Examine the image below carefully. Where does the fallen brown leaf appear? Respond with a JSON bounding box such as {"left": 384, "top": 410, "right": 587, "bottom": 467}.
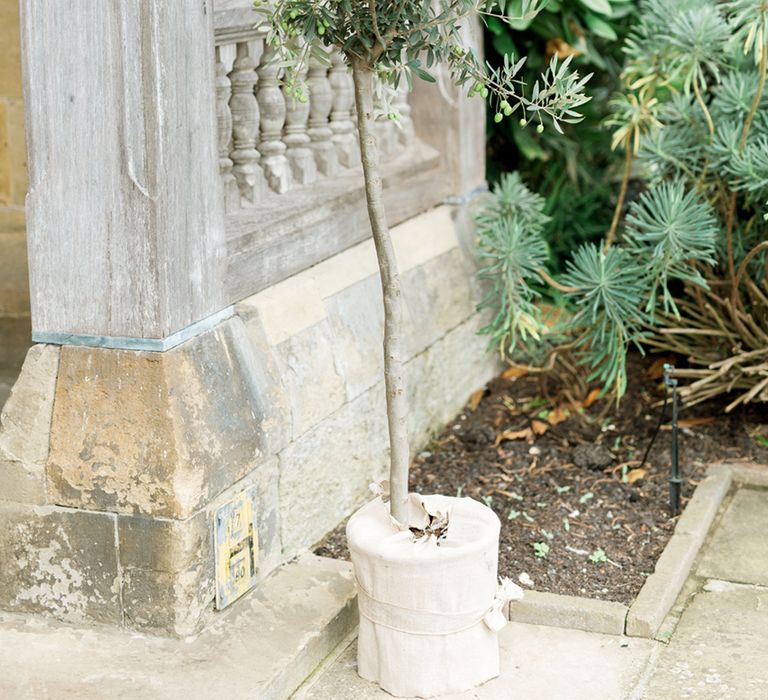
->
{"left": 547, "top": 407, "right": 570, "bottom": 426}
{"left": 468, "top": 388, "right": 485, "bottom": 411}
{"left": 626, "top": 468, "right": 647, "bottom": 485}
{"left": 646, "top": 356, "right": 677, "bottom": 380}
{"left": 501, "top": 366, "right": 529, "bottom": 380}
{"left": 661, "top": 416, "right": 716, "bottom": 431}
{"left": 532, "top": 420, "right": 549, "bottom": 435}
{"left": 581, "top": 388, "right": 601, "bottom": 409}
{"left": 495, "top": 428, "right": 533, "bottom": 445}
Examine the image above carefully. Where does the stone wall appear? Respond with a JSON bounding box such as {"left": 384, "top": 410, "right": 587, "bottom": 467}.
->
{"left": 0, "top": 0, "right": 30, "bottom": 406}
{"left": 0, "top": 203, "right": 500, "bottom": 636}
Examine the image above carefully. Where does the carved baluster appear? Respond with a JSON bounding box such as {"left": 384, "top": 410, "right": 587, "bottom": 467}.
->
{"left": 328, "top": 51, "right": 358, "bottom": 167}
{"left": 228, "top": 41, "right": 267, "bottom": 203}
{"left": 283, "top": 62, "right": 317, "bottom": 186}
{"left": 256, "top": 46, "right": 292, "bottom": 194}
{"left": 306, "top": 52, "right": 339, "bottom": 175}
{"left": 394, "top": 80, "right": 415, "bottom": 148}
{"left": 216, "top": 47, "right": 240, "bottom": 210}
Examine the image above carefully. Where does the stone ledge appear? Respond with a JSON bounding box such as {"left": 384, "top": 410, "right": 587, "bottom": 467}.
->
{"left": 0, "top": 552, "right": 357, "bottom": 700}
{"left": 224, "top": 143, "right": 446, "bottom": 306}
{"left": 507, "top": 590, "right": 627, "bottom": 636}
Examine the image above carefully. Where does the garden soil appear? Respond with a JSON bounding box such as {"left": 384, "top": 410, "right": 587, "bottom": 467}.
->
{"left": 314, "top": 353, "right": 768, "bottom": 604}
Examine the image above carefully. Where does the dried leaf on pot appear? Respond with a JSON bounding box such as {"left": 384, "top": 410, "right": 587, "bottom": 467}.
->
{"left": 369, "top": 480, "right": 390, "bottom": 503}
{"left": 407, "top": 494, "right": 450, "bottom": 544}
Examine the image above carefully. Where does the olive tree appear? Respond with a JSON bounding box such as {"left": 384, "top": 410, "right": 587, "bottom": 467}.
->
{"left": 257, "top": 0, "right": 592, "bottom": 523}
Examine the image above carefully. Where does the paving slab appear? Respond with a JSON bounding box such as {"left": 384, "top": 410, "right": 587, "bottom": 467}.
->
{"left": 697, "top": 488, "right": 768, "bottom": 586}
{"left": 297, "top": 622, "right": 658, "bottom": 700}
{"left": 0, "top": 553, "right": 357, "bottom": 700}
{"left": 642, "top": 584, "right": 768, "bottom": 699}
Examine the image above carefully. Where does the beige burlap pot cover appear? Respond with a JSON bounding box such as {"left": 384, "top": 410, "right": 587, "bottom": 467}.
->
{"left": 346, "top": 493, "right": 521, "bottom": 698}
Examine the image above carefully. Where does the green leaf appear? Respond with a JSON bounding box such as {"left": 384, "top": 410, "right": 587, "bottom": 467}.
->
{"left": 577, "top": 0, "right": 612, "bottom": 16}
{"left": 584, "top": 12, "right": 617, "bottom": 40}
{"left": 412, "top": 66, "right": 436, "bottom": 83}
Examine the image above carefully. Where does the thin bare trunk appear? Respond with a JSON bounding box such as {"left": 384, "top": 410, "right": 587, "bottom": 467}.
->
{"left": 604, "top": 146, "right": 633, "bottom": 251}
{"left": 350, "top": 56, "right": 409, "bottom": 524}
{"left": 741, "top": 41, "right": 767, "bottom": 150}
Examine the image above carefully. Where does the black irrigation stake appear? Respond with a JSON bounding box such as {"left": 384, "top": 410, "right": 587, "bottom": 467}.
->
{"left": 664, "top": 364, "right": 682, "bottom": 516}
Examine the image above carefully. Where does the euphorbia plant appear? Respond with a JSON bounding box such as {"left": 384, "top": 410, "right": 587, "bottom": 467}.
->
{"left": 258, "top": 0, "right": 591, "bottom": 523}
{"left": 477, "top": 0, "right": 768, "bottom": 410}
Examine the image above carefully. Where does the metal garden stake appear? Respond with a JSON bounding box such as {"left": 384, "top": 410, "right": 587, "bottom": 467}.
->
{"left": 663, "top": 364, "right": 681, "bottom": 516}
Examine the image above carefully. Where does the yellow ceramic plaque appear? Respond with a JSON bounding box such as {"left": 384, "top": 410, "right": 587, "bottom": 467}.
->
{"left": 214, "top": 487, "right": 259, "bottom": 610}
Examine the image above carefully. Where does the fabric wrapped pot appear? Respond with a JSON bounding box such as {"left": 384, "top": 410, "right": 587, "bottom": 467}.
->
{"left": 346, "top": 494, "right": 516, "bottom": 698}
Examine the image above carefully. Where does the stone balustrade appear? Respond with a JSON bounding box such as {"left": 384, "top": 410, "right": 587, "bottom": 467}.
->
{"left": 212, "top": 6, "right": 454, "bottom": 307}
{"left": 214, "top": 25, "right": 416, "bottom": 211}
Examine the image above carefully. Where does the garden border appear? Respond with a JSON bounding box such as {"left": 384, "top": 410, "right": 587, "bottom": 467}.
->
{"left": 506, "top": 461, "right": 766, "bottom": 638}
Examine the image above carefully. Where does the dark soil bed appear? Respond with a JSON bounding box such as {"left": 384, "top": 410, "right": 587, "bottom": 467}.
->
{"left": 314, "top": 353, "right": 768, "bottom": 604}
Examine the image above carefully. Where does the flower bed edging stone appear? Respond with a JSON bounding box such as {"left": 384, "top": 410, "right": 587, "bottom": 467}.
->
{"left": 625, "top": 465, "right": 731, "bottom": 638}
{"left": 727, "top": 460, "right": 768, "bottom": 488}
{"left": 507, "top": 591, "right": 627, "bottom": 636}
{"left": 507, "top": 464, "right": 737, "bottom": 638}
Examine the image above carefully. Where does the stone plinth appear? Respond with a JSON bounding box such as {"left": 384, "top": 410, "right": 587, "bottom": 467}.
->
{"left": 0, "top": 204, "right": 499, "bottom": 637}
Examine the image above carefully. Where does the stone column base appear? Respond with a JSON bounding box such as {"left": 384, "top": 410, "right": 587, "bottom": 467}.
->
{"left": 0, "top": 204, "right": 501, "bottom": 637}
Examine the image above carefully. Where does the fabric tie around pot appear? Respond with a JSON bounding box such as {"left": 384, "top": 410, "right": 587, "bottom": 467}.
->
{"left": 347, "top": 494, "right": 520, "bottom": 698}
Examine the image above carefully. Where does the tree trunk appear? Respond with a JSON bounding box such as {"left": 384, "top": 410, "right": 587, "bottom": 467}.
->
{"left": 350, "top": 55, "right": 410, "bottom": 524}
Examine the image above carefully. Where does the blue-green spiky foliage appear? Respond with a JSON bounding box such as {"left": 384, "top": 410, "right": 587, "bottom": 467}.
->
{"left": 560, "top": 244, "right": 648, "bottom": 397}
{"left": 476, "top": 174, "right": 551, "bottom": 356}
{"left": 478, "top": 0, "right": 768, "bottom": 405}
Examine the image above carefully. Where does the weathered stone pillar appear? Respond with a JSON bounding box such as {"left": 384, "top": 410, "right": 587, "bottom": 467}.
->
{"left": 0, "top": 1, "right": 286, "bottom": 638}
{"left": 21, "top": 0, "right": 226, "bottom": 344}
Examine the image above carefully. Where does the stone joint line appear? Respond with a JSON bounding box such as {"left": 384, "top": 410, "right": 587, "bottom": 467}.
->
{"left": 31, "top": 306, "right": 235, "bottom": 353}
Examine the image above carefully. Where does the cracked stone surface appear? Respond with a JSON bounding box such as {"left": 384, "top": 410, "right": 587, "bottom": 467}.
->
{"left": 696, "top": 488, "right": 768, "bottom": 586}
{"left": 297, "top": 624, "right": 657, "bottom": 700}
{"left": 641, "top": 583, "right": 768, "bottom": 699}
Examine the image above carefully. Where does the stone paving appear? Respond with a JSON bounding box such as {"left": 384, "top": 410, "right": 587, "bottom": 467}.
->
{"left": 1, "top": 478, "right": 766, "bottom": 699}
{"left": 299, "top": 484, "right": 768, "bottom": 700}
{"left": 297, "top": 624, "right": 657, "bottom": 700}
{"left": 640, "top": 486, "right": 768, "bottom": 700}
